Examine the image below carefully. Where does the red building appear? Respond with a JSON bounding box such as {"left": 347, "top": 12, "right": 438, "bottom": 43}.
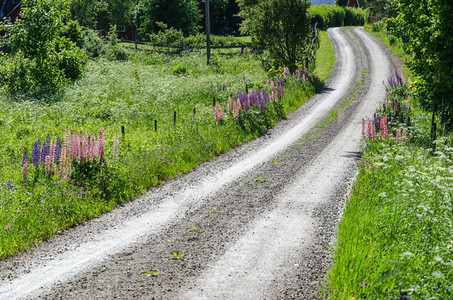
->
{"left": 348, "top": 0, "right": 360, "bottom": 8}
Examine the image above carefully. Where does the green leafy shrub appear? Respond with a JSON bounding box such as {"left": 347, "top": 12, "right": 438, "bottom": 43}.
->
{"left": 308, "top": 4, "right": 346, "bottom": 30}
{"left": 0, "top": 0, "right": 87, "bottom": 95}
{"left": 242, "top": 0, "right": 312, "bottom": 68}
{"left": 344, "top": 7, "right": 366, "bottom": 26}
{"left": 82, "top": 29, "right": 107, "bottom": 58}
{"left": 105, "top": 25, "right": 128, "bottom": 61}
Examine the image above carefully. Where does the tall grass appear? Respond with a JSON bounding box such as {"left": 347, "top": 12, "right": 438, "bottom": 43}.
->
{"left": 329, "top": 71, "right": 453, "bottom": 298}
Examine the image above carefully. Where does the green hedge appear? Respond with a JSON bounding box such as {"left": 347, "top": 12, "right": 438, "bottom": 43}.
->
{"left": 308, "top": 5, "right": 367, "bottom": 30}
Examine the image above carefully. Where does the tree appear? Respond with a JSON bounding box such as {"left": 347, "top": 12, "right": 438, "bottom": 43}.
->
{"left": 241, "top": 0, "right": 312, "bottom": 68}
{"left": 134, "top": 0, "right": 201, "bottom": 38}
{"left": 0, "top": 0, "right": 87, "bottom": 94}
{"left": 69, "top": 0, "right": 136, "bottom": 31}
{"left": 368, "top": 0, "right": 398, "bottom": 18}
{"left": 387, "top": 0, "right": 453, "bottom": 131}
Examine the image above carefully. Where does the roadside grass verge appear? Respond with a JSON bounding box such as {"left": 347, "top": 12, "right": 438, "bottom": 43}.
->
{"left": 329, "top": 137, "right": 453, "bottom": 299}
{"left": 328, "top": 31, "right": 452, "bottom": 299}
{"left": 0, "top": 32, "right": 334, "bottom": 259}
{"left": 314, "top": 30, "right": 335, "bottom": 82}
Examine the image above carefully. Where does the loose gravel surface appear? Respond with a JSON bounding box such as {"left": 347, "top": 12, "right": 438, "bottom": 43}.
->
{"left": 0, "top": 27, "right": 400, "bottom": 300}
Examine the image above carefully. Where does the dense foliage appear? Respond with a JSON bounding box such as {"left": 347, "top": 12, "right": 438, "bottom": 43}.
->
{"left": 134, "top": 0, "right": 201, "bottom": 37}
{"left": 368, "top": 0, "right": 398, "bottom": 18}
{"left": 69, "top": 0, "right": 136, "bottom": 31}
{"left": 239, "top": 0, "right": 313, "bottom": 69}
{"left": 0, "top": 0, "right": 87, "bottom": 95}
{"left": 387, "top": 0, "right": 453, "bottom": 131}
{"left": 308, "top": 4, "right": 366, "bottom": 30}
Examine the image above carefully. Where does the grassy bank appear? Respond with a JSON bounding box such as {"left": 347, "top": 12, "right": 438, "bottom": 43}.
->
{"left": 0, "top": 32, "right": 335, "bottom": 259}
{"left": 314, "top": 30, "right": 335, "bottom": 82}
{"left": 328, "top": 29, "right": 452, "bottom": 299}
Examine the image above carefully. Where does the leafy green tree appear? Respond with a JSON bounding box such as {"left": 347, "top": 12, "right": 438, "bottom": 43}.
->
{"left": 69, "top": 0, "right": 136, "bottom": 31}
{"left": 135, "top": 0, "right": 201, "bottom": 38}
{"left": 387, "top": 0, "right": 453, "bottom": 130}
{"left": 368, "top": 0, "right": 398, "bottom": 18}
{"left": 241, "top": 0, "right": 312, "bottom": 68}
{"left": 0, "top": 0, "right": 87, "bottom": 94}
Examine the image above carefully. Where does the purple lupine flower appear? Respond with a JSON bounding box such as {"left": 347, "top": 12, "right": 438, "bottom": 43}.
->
{"left": 6, "top": 180, "right": 16, "bottom": 190}
{"left": 22, "top": 149, "right": 28, "bottom": 167}
{"left": 32, "top": 141, "right": 41, "bottom": 165}
{"left": 260, "top": 97, "right": 267, "bottom": 114}
{"left": 54, "top": 138, "right": 62, "bottom": 164}
{"left": 41, "top": 142, "right": 50, "bottom": 163}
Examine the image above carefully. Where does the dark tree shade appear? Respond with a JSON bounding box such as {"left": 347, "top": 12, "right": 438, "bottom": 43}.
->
{"left": 135, "top": 0, "right": 201, "bottom": 37}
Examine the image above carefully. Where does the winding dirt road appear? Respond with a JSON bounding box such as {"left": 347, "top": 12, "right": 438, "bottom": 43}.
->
{"left": 0, "top": 27, "right": 399, "bottom": 299}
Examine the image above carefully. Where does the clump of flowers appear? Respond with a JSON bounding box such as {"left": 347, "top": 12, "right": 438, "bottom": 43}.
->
{"left": 21, "top": 128, "right": 117, "bottom": 186}
{"left": 362, "top": 73, "right": 412, "bottom": 143}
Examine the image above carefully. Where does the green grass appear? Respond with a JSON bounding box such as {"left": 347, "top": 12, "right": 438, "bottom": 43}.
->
{"left": 329, "top": 137, "right": 453, "bottom": 299}
{"left": 314, "top": 31, "right": 335, "bottom": 82}
{"left": 0, "top": 36, "right": 338, "bottom": 259}
{"left": 328, "top": 27, "right": 453, "bottom": 299}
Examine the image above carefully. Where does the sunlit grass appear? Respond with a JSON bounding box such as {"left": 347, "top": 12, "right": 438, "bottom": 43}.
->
{"left": 314, "top": 30, "right": 335, "bottom": 82}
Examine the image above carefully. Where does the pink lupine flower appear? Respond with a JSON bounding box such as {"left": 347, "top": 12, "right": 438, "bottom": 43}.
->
{"left": 402, "top": 129, "right": 407, "bottom": 144}
{"left": 407, "top": 75, "right": 411, "bottom": 86}
{"left": 370, "top": 123, "right": 376, "bottom": 140}
{"left": 406, "top": 95, "right": 411, "bottom": 109}
{"left": 396, "top": 129, "right": 401, "bottom": 143}
{"left": 228, "top": 96, "right": 233, "bottom": 112}
{"left": 214, "top": 102, "right": 224, "bottom": 122}
{"left": 90, "top": 133, "right": 96, "bottom": 160}
{"left": 283, "top": 67, "right": 290, "bottom": 77}
{"left": 361, "top": 119, "right": 366, "bottom": 138}
{"left": 367, "top": 118, "right": 372, "bottom": 137}
{"left": 383, "top": 123, "right": 388, "bottom": 139}
{"left": 97, "top": 128, "right": 105, "bottom": 165}
{"left": 45, "top": 155, "right": 52, "bottom": 177}
{"left": 236, "top": 98, "right": 242, "bottom": 119}
{"left": 60, "top": 146, "right": 67, "bottom": 177}
{"left": 50, "top": 141, "right": 56, "bottom": 163}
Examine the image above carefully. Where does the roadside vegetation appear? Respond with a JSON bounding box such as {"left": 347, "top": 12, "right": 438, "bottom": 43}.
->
{"left": 0, "top": 0, "right": 336, "bottom": 258}
{"left": 329, "top": 1, "right": 452, "bottom": 298}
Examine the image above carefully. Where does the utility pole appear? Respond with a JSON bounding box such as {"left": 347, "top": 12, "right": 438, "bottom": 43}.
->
{"left": 205, "top": 0, "right": 211, "bottom": 65}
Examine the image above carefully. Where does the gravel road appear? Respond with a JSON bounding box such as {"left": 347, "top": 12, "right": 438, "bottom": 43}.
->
{"left": 0, "top": 27, "right": 400, "bottom": 300}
